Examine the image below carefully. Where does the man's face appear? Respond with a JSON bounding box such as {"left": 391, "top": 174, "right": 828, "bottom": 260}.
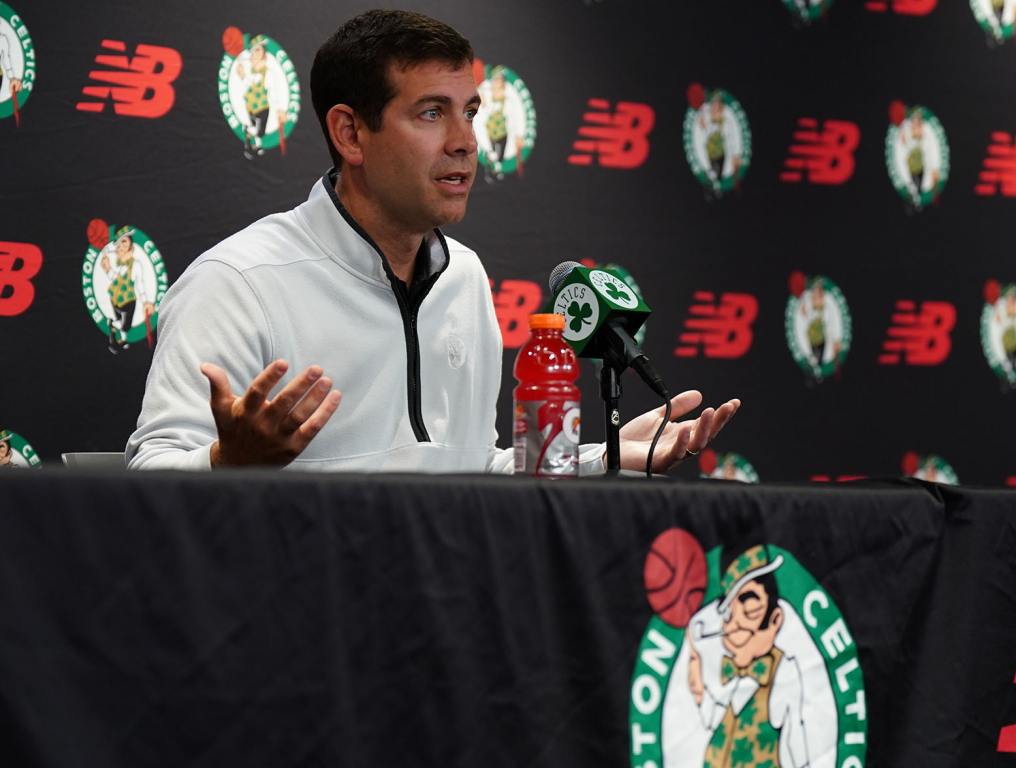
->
{"left": 356, "top": 60, "right": 479, "bottom": 234}
{"left": 911, "top": 112, "right": 924, "bottom": 138}
{"left": 722, "top": 578, "right": 782, "bottom": 668}
{"left": 251, "top": 44, "right": 266, "bottom": 67}
{"left": 116, "top": 235, "right": 133, "bottom": 262}
{"left": 710, "top": 96, "right": 723, "bottom": 123}
{"left": 0, "top": 441, "right": 10, "bottom": 464}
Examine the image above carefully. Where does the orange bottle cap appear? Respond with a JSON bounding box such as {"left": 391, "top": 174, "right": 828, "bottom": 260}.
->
{"left": 529, "top": 313, "right": 565, "bottom": 330}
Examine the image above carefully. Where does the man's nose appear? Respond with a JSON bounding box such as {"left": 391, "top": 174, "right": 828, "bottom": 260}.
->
{"left": 447, "top": 116, "right": 477, "bottom": 156}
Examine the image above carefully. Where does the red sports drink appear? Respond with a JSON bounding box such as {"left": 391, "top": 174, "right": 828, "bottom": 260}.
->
{"left": 513, "top": 313, "right": 581, "bottom": 476}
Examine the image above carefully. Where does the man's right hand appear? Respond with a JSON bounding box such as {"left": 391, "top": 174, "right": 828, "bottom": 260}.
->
{"left": 200, "top": 359, "right": 342, "bottom": 467}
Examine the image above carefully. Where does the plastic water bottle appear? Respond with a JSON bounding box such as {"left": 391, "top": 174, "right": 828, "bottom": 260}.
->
{"left": 513, "top": 313, "right": 581, "bottom": 476}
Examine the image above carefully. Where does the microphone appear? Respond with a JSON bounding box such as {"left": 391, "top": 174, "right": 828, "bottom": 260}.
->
{"left": 548, "top": 261, "right": 668, "bottom": 398}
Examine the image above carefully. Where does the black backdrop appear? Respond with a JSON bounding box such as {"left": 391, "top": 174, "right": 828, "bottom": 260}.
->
{"left": 3, "top": 0, "right": 1016, "bottom": 482}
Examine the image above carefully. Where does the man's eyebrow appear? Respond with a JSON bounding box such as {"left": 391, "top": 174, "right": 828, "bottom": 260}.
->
{"left": 412, "top": 93, "right": 482, "bottom": 107}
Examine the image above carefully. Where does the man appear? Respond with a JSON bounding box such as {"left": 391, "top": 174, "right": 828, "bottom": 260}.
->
{"left": 0, "top": 430, "right": 15, "bottom": 468}
{"left": 685, "top": 545, "right": 811, "bottom": 767}
{"left": 101, "top": 226, "right": 155, "bottom": 353}
{"left": 126, "top": 9, "right": 738, "bottom": 471}
{"left": 235, "top": 35, "right": 287, "bottom": 159}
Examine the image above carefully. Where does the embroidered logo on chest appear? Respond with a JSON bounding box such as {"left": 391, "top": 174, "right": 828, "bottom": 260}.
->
{"left": 447, "top": 334, "right": 467, "bottom": 369}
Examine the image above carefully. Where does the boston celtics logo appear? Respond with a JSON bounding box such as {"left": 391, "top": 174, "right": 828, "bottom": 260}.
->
{"left": 0, "top": 428, "right": 40, "bottom": 468}
{"left": 582, "top": 260, "right": 648, "bottom": 346}
{"left": 885, "top": 101, "right": 949, "bottom": 211}
{"left": 219, "top": 27, "right": 299, "bottom": 159}
{"left": 684, "top": 83, "right": 751, "bottom": 198}
{"left": 971, "top": 0, "right": 1015, "bottom": 43}
{"left": 0, "top": 3, "right": 35, "bottom": 126}
{"left": 785, "top": 271, "right": 851, "bottom": 383}
{"left": 473, "top": 60, "right": 536, "bottom": 182}
{"left": 699, "top": 449, "right": 759, "bottom": 484}
{"left": 82, "top": 219, "right": 168, "bottom": 355}
{"left": 981, "top": 279, "right": 1016, "bottom": 389}
{"left": 783, "top": 0, "right": 835, "bottom": 24}
{"left": 902, "top": 451, "right": 959, "bottom": 485}
{"left": 554, "top": 282, "right": 600, "bottom": 343}
{"left": 590, "top": 269, "right": 640, "bottom": 309}
{"left": 631, "top": 530, "right": 866, "bottom": 768}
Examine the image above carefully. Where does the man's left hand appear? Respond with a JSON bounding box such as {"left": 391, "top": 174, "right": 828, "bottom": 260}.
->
{"left": 618, "top": 390, "right": 740, "bottom": 474}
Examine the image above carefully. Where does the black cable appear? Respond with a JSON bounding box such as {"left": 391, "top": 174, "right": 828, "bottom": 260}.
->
{"left": 645, "top": 395, "right": 671, "bottom": 479}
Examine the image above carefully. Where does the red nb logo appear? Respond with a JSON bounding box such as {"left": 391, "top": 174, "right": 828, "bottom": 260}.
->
{"left": 999, "top": 672, "right": 1016, "bottom": 753}
{"left": 674, "top": 292, "right": 757, "bottom": 359}
{"left": 492, "top": 279, "right": 543, "bottom": 349}
{"left": 780, "top": 119, "right": 860, "bottom": 185}
{"left": 76, "top": 40, "right": 182, "bottom": 118}
{"left": 878, "top": 301, "right": 955, "bottom": 366}
{"left": 568, "top": 99, "right": 655, "bottom": 169}
{"left": 975, "top": 132, "right": 1016, "bottom": 197}
{"left": 0, "top": 242, "right": 43, "bottom": 317}
{"left": 865, "top": 0, "right": 936, "bottom": 13}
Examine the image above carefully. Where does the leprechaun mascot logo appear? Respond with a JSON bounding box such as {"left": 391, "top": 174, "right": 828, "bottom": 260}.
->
{"left": 902, "top": 451, "right": 959, "bottom": 485}
{"left": 0, "top": 2, "right": 34, "bottom": 126}
{"left": 782, "top": 0, "right": 835, "bottom": 25}
{"left": 785, "top": 271, "right": 851, "bottom": 384}
{"left": 219, "top": 27, "right": 299, "bottom": 159}
{"left": 81, "top": 219, "right": 168, "bottom": 354}
{"left": 699, "top": 449, "right": 759, "bottom": 484}
{"left": 885, "top": 101, "right": 949, "bottom": 212}
{"left": 630, "top": 530, "right": 867, "bottom": 768}
{"left": 0, "top": 428, "right": 40, "bottom": 467}
{"left": 684, "top": 83, "right": 751, "bottom": 199}
{"left": 981, "top": 279, "right": 1016, "bottom": 389}
{"left": 472, "top": 59, "right": 536, "bottom": 182}
{"left": 971, "top": 0, "right": 1016, "bottom": 44}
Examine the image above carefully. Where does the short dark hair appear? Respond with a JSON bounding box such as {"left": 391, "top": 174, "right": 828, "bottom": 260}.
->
{"left": 720, "top": 546, "right": 782, "bottom": 630}
{"left": 310, "top": 10, "right": 474, "bottom": 168}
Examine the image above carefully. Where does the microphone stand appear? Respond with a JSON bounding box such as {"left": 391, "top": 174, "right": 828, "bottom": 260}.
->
{"left": 600, "top": 363, "right": 623, "bottom": 474}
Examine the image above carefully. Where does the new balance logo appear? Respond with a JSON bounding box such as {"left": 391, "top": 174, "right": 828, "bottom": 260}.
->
{"left": 568, "top": 99, "right": 654, "bottom": 169}
{"left": 865, "top": 0, "right": 936, "bottom": 13}
{"left": 878, "top": 300, "right": 955, "bottom": 366}
{"left": 999, "top": 672, "right": 1016, "bottom": 753}
{"left": 780, "top": 119, "right": 860, "bottom": 185}
{"left": 674, "top": 292, "right": 757, "bottom": 359}
{"left": 76, "top": 40, "right": 182, "bottom": 118}
{"left": 0, "top": 241, "right": 43, "bottom": 317}
{"left": 491, "top": 279, "right": 543, "bottom": 349}
{"left": 975, "top": 132, "right": 1016, "bottom": 197}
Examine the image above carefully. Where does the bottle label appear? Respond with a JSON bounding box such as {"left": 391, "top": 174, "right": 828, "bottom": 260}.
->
{"left": 513, "top": 399, "right": 580, "bottom": 476}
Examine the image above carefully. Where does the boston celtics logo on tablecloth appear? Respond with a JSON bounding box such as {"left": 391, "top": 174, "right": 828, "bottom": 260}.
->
{"left": 82, "top": 219, "right": 168, "bottom": 355}
{"left": 971, "top": 0, "right": 1016, "bottom": 43}
{"left": 219, "top": 27, "right": 299, "bottom": 159}
{"left": 885, "top": 101, "right": 949, "bottom": 212}
{"left": 684, "top": 83, "right": 751, "bottom": 198}
{"left": 902, "top": 451, "right": 959, "bottom": 485}
{"left": 699, "top": 449, "right": 759, "bottom": 484}
{"left": 630, "top": 529, "right": 866, "bottom": 768}
{"left": 0, "top": 428, "right": 40, "bottom": 468}
{"left": 981, "top": 279, "right": 1016, "bottom": 389}
{"left": 473, "top": 59, "right": 535, "bottom": 182}
{"left": 783, "top": 0, "right": 835, "bottom": 24}
{"left": 0, "top": 3, "right": 35, "bottom": 126}
{"left": 785, "top": 271, "right": 851, "bottom": 383}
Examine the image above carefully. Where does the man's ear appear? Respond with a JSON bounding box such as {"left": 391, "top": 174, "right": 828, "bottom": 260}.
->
{"left": 769, "top": 605, "right": 783, "bottom": 632}
{"left": 327, "top": 104, "right": 364, "bottom": 167}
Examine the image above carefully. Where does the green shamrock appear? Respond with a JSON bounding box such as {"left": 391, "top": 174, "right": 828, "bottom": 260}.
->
{"left": 567, "top": 301, "right": 593, "bottom": 333}
{"left": 731, "top": 737, "right": 755, "bottom": 767}
{"left": 604, "top": 282, "right": 630, "bottom": 303}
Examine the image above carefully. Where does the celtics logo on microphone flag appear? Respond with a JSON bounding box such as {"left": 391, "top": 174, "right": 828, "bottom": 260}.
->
{"left": 683, "top": 83, "right": 751, "bottom": 198}
{"left": 902, "top": 451, "right": 959, "bottom": 485}
{"left": 885, "top": 101, "right": 949, "bottom": 211}
{"left": 0, "top": 428, "right": 40, "bottom": 468}
{"left": 970, "top": 0, "right": 1015, "bottom": 44}
{"left": 631, "top": 529, "right": 866, "bottom": 768}
{"left": 981, "top": 279, "right": 1016, "bottom": 389}
{"left": 219, "top": 27, "right": 299, "bottom": 159}
{"left": 81, "top": 219, "right": 168, "bottom": 355}
{"left": 473, "top": 59, "right": 536, "bottom": 182}
{"left": 785, "top": 271, "right": 851, "bottom": 383}
{"left": 783, "top": 0, "right": 835, "bottom": 25}
{"left": 0, "top": 2, "right": 35, "bottom": 126}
